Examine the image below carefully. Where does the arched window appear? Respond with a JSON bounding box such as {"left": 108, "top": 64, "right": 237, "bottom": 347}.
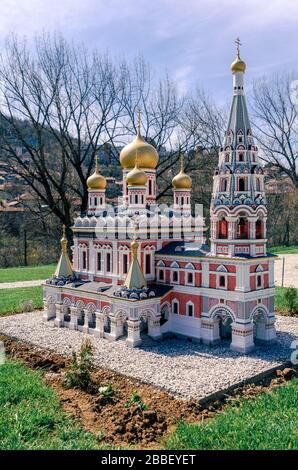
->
{"left": 123, "top": 254, "right": 128, "bottom": 274}
{"left": 187, "top": 303, "right": 194, "bottom": 317}
{"left": 220, "top": 178, "right": 228, "bottom": 192}
{"left": 148, "top": 179, "right": 152, "bottom": 195}
{"left": 145, "top": 254, "right": 151, "bottom": 275}
{"left": 97, "top": 252, "right": 102, "bottom": 272}
{"left": 94, "top": 197, "right": 97, "bottom": 206}
{"left": 187, "top": 272, "right": 193, "bottom": 284}
{"left": 239, "top": 153, "right": 244, "bottom": 162}
{"left": 219, "top": 219, "right": 228, "bottom": 239}
{"left": 82, "top": 251, "right": 87, "bottom": 270}
{"left": 219, "top": 275, "right": 226, "bottom": 287}
{"left": 173, "top": 271, "right": 178, "bottom": 283}
{"left": 237, "top": 217, "right": 248, "bottom": 239}
{"left": 238, "top": 178, "right": 246, "bottom": 191}
{"left": 106, "top": 252, "right": 111, "bottom": 272}
{"left": 256, "top": 220, "right": 263, "bottom": 239}
{"left": 172, "top": 300, "right": 179, "bottom": 314}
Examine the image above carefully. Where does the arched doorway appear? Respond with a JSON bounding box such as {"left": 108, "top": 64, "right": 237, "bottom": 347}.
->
{"left": 252, "top": 308, "right": 268, "bottom": 345}
{"left": 161, "top": 303, "right": 170, "bottom": 326}
{"left": 209, "top": 306, "right": 235, "bottom": 347}
{"left": 219, "top": 316, "right": 233, "bottom": 340}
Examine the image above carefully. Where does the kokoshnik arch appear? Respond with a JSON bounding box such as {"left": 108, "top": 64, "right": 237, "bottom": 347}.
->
{"left": 43, "top": 41, "right": 277, "bottom": 353}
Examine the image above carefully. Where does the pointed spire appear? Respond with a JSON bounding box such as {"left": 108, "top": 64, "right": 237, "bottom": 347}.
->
{"left": 54, "top": 224, "right": 73, "bottom": 278}
{"left": 123, "top": 223, "right": 147, "bottom": 289}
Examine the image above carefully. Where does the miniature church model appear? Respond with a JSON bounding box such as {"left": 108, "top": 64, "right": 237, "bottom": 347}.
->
{"left": 43, "top": 42, "right": 276, "bottom": 353}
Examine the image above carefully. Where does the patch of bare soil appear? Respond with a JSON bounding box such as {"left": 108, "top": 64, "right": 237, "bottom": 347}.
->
{"left": 1, "top": 334, "right": 297, "bottom": 449}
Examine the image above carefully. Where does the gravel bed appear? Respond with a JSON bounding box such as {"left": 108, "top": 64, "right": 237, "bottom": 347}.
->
{"left": 0, "top": 312, "right": 297, "bottom": 400}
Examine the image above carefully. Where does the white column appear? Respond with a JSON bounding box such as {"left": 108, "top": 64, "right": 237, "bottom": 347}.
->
{"left": 73, "top": 238, "right": 79, "bottom": 271}
{"left": 201, "top": 318, "right": 220, "bottom": 345}
{"left": 109, "top": 317, "right": 124, "bottom": 341}
{"left": 126, "top": 320, "right": 142, "bottom": 347}
{"left": 201, "top": 262, "right": 209, "bottom": 288}
{"left": 54, "top": 303, "right": 64, "bottom": 327}
{"left": 148, "top": 317, "right": 162, "bottom": 340}
{"left": 69, "top": 306, "right": 79, "bottom": 330}
{"left": 82, "top": 309, "right": 91, "bottom": 334}
{"left": 43, "top": 301, "right": 56, "bottom": 321}
{"left": 230, "top": 322, "right": 255, "bottom": 353}
{"left": 269, "top": 261, "right": 274, "bottom": 287}
{"left": 94, "top": 311, "right": 105, "bottom": 338}
{"left": 235, "top": 264, "right": 250, "bottom": 292}
{"left": 254, "top": 318, "right": 276, "bottom": 345}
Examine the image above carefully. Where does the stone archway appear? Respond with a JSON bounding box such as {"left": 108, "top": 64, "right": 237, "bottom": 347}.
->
{"left": 201, "top": 305, "right": 235, "bottom": 347}
{"left": 251, "top": 306, "right": 276, "bottom": 345}
{"left": 219, "top": 315, "right": 233, "bottom": 341}
{"left": 161, "top": 302, "right": 170, "bottom": 326}
{"left": 213, "top": 308, "right": 234, "bottom": 345}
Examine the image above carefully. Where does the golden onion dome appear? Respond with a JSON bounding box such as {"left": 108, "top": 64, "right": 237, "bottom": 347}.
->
{"left": 87, "top": 156, "right": 107, "bottom": 190}
{"left": 126, "top": 162, "right": 148, "bottom": 187}
{"left": 172, "top": 155, "right": 192, "bottom": 190}
{"left": 231, "top": 38, "right": 246, "bottom": 73}
{"left": 231, "top": 55, "right": 246, "bottom": 74}
{"left": 120, "top": 111, "right": 159, "bottom": 169}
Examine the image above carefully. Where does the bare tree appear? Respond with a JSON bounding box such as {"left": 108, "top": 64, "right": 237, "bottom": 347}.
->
{"left": 0, "top": 33, "right": 123, "bottom": 239}
{"left": 251, "top": 73, "right": 298, "bottom": 188}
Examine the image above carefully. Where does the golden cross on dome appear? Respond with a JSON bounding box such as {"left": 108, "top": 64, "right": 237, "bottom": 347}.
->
{"left": 180, "top": 153, "right": 185, "bottom": 172}
{"left": 235, "top": 37, "right": 242, "bottom": 57}
{"left": 137, "top": 108, "right": 141, "bottom": 134}
{"left": 95, "top": 154, "right": 99, "bottom": 173}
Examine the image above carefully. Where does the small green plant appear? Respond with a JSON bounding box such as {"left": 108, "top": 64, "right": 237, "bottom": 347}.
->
{"left": 125, "top": 392, "right": 148, "bottom": 411}
{"left": 283, "top": 287, "right": 298, "bottom": 315}
{"left": 63, "top": 339, "right": 95, "bottom": 392}
{"left": 98, "top": 384, "right": 115, "bottom": 398}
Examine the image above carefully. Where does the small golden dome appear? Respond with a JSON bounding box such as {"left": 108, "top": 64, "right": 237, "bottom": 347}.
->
{"left": 87, "top": 156, "right": 107, "bottom": 190}
{"left": 126, "top": 164, "right": 148, "bottom": 187}
{"left": 172, "top": 155, "right": 192, "bottom": 189}
{"left": 120, "top": 111, "right": 159, "bottom": 169}
{"left": 231, "top": 55, "right": 246, "bottom": 74}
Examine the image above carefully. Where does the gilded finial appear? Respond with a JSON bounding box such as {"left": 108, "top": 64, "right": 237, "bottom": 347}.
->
{"left": 231, "top": 37, "right": 246, "bottom": 74}
{"left": 95, "top": 154, "right": 99, "bottom": 173}
{"left": 61, "top": 224, "right": 67, "bottom": 254}
{"left": 180, "top": 154, "right": 184, "bottom": 172}
{"left": 235, "top": 37, "right": 241, "bottom": 58}
{"left": 131, "top": 221, "right": 138, "bottom": 260}
{"left": 137, "top": 109, "right": 141, "bottom": 135}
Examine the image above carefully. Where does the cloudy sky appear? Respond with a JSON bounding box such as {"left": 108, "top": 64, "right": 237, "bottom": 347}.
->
{"left": 0, "top": 0, "right": 297, "bottom": 101}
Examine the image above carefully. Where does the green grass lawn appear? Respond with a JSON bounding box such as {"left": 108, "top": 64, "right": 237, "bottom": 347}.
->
{"left": 275, "top": 286, "right": 298, "bottom": 315}
{"left": 268, "top": 246, "right": 298, "bottom": 254}
{"left": 166, "top": 379, "right": 298, "bottom": 450}
{"left": 0, "top": 286, "right": 43, "bottom": 316}
{"left": 0, "top": 264, "right": 56, "bottom": 283}
{"left": 0, "top": 361, "right": 101, "bottom": 450}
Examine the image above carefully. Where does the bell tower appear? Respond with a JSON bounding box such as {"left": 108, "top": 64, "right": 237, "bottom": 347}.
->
{"left": 210, "top": 39, "right": 267, "bottom": 258}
